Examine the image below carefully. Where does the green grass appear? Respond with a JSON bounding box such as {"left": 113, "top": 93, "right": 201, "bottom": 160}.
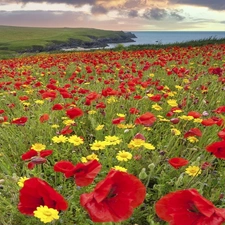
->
{"left": 0, "top": 26, "right": 127, "bottom": 58}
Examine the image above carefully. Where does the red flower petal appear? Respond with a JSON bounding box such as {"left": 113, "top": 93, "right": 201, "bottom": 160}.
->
{"left": 66, "top": 107, "right": 83, "bottom": 119}
{"left": 39, "top": 113, "right": 49, "bottom": 123}
{"left": 80, "top": 169, "right": 146, "bottom": 222}
{"left": 54, "top": 161, "right": 75, "bottom": 175}
{"left": 206, "top": 141, "right": 225, "bottom": 159}
{"left": 135, "top": 112, "right": 156, "bottom": 127}
{"left": 18, "top": 177, "right": 68, "bottom": 215}
{"left": 168, "top": 157, "right": 189, "bottom": 169}
{"left": 67, "top": 160, "right": 102, "bottom": 186}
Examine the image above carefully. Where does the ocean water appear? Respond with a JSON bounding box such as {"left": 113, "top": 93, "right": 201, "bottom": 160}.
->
{"left": 107, "top": 31, "right": 225, "bottom": 48}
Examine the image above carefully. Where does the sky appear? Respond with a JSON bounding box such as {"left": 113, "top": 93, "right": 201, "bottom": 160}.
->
{"left": 0, "top": 0, "right": 225, "bottom": 31}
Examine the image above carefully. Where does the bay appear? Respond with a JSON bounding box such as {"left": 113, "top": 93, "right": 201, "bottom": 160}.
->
{"left": 107, "top": 31, "right": 225, "bottom": 48}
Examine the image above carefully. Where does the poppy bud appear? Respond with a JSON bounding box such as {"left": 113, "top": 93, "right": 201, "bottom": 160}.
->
{"left": 139, "top": 168, "right": 148, "bottom": 180}
{"left": 148, "top": 163, "right": 155, "bottom": 170}
{"left": 170, "top": 118, "right": 180, "bottom": 124}
{"left": 31, "top": 156, "right": 47, "bottom": 164}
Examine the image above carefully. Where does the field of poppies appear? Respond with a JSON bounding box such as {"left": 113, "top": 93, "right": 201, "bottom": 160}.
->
{"left": 1, "top": 44, "right": 225, "bottom": 225}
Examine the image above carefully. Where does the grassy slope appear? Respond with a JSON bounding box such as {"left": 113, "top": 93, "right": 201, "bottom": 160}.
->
{"left": 0, "top": 26, "right": 126, "bottom": 58}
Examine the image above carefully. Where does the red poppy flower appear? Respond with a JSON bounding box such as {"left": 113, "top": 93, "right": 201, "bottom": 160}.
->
{"left": 206, "top": 140, "right": 225, "bottom": 159}
{"left": 54, "top": 160, "right": 102, "bottom": 187}
{"left": 39, "top": 113, "right": 49, "bottom": 123}
{"left": 80, "top": 169, "right": 146, "bottom": 223}
{"left": 135, "top": 112, "right": 156, "bottom": 127}
{"left": 201, "top": 118, "right": 217, "bottom": 126}
{"left": 213, "top": 106, "right": 225, "bottom": 114}
{"left": 218, "top": 128, "right": 225, "bottom": 139}
{"left": 149, "top": 94, "right": 161, "bottom": 102}
{"left": 96, "top": 102, "right": 106, "bottom": 109}
{"left": 11, "top": 116, "right": 28, "bottom": 125}
{"left": 112, "top": 117, "right": 125, "bottom": 125}
{"left": 129, "top": 107, "right": 140, "bottom": 115}
{"left": 85, "top": 92, "right": 100, "bottom": 105}
{"left": 66, "top": 107, "right": 83, "bottom": 119}
{"left": 155, "top": 189, "right": 225, "bottom": 225}
{"left": 52, "top": 103, "right": 63, "bottom": 110}
{"left": 60, "top": 125, "right": 73, "bottom": 135}
{"left": 184, "top": 128, "right": 202, "bottom": 138}
{"left": 19, "top": 96, "right": 29, "bottom": 101}
{"left": 0, "top": 109, "right": 5, "bottom": 114}
{"left": 18, "top": 177, "right": 68, "bottom": 215}
{"left": 168, "top": 157, "right": 189, "bottom": 169}
{"left": 22, "top": 149, "right": 53, "bottom": 169}
{"left": 187, "top": 111, "right": 201, "bottom": 118}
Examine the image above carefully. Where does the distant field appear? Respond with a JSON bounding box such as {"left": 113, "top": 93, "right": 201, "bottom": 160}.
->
{"left": 0, "top": 26, "right": 128, "bottom": 58}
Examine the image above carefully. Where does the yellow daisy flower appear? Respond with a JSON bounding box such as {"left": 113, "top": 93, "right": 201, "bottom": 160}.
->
{"left": 34, "top": 205, "right": 59, "bottom": 223}
{"left": 128, "top": 139, "right": 145, "bottom": 149}
{"left": 31, "top": 143, "right": 46, "bottom": 152}
{"left": 95, "top": 124, "right": 104, "bottom": 130}
{"left": 90, "top": 140, "right": 107, "bottom": 150}
{"left": 187, "top": 136, "right": 199, "bottom": 143}
{"left": 104, "top": 135, "right": 122, "bottom": 145}
{"left": 171, "top": 128, "right": 181, "bottom": 136}
{"left": 68, "top": 135, "right": 84, "bottom": 146}
{"left": 17, "top": 177, "right": 29, "bottom": 188}
{"left": 143, "top": 143, "right": 155, "bottom": 150}
{"left": 152, "top": 104, "right": 162, "bottom": 111}
{"left": 86, "top": 153, "right": 99, "bottom": 161}
{"left": 113, "top": 166, "right": 127, "bottom": 172}
{"left": 52, "top": 135, "right": 68, "bottom": 143}
{"left": 116, "top": 151, "right": 132, "bottom": 161}
{"left": 185, "top": 166, "right": 201, "bottom": 176}
{"left": 167, "top": 99, "right": 178, "bottom": 107}
{"left": 179, "top": 115, "right": 194, "bottom": 121}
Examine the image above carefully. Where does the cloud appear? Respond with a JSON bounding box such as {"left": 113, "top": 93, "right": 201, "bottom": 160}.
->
{"left": 128, "top": 9, "right": 139, "bottom": 17}
{"left": 170, "top": 10, "right": 185, "bottom": 21}
{"left": 169, "top": 0, "right": 225, "bottom": 11}
{"left": 143, "top": 7, "right": 185, "bottom": 21}
{"left": 0, "top": 0, "right": 96, "bottom": 6}
{"left": 91, "top": 4, "right": 108, "bottom": 14}
{"left": 143, "top": 8, "right": 167, "bottom": 20}
{"left": 0, "top": 10, "right": 91, "bottom": 27}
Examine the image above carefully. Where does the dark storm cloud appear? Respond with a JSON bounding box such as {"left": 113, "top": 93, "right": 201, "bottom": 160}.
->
{"left": 143, "top": 8, "right": 185, "bottom": 21}
{"left": 128, "top": 9, "right": 139, "bottom": 18}
{"left": 91, "top": 5, "right": 108, "bottom": 15}
{"left": 0, "top": 0, "right": 96, "bottom": 5}
{"left": 143, "top": 8, "right": 167, "bottom": 20}
{"left": 170, "top": 10, "right": 185, "bottom": 21}
{"left": 169, "top": 0, "right": 225, "bottom": 11}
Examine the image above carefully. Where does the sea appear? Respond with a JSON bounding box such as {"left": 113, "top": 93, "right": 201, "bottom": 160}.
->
{"left": 107, "top": 31, "right": 225, "bottom": 48}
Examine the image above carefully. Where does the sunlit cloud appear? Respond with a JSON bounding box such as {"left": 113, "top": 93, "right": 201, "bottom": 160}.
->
{"left": 0, "top": 0, "right": 224, "bottom": 30}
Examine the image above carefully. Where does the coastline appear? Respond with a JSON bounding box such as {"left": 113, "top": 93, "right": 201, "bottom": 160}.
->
{"left": 21, "top": 31, "right": 137, "bottom": 53}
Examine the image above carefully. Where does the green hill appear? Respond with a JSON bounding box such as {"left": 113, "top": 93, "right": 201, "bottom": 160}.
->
{"left": 0, "top": 26, "right": 135, "bottom": 58}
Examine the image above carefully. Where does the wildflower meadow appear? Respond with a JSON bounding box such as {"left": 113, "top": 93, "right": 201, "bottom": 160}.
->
{"left": 1, "top": 44, "right": 225, "bottom": 225}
